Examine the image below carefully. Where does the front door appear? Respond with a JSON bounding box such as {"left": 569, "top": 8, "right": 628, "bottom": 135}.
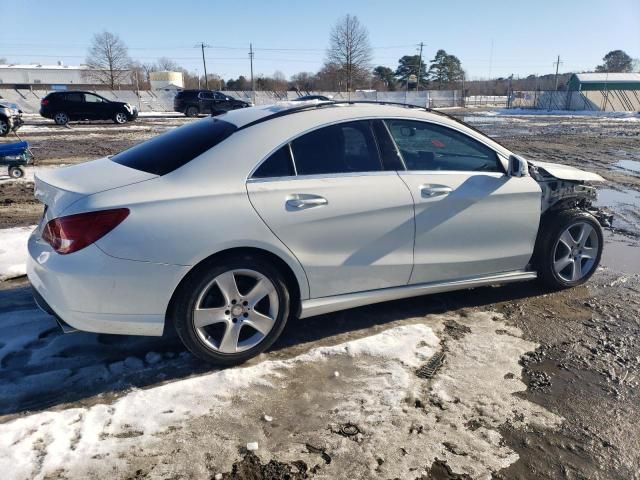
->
{"left": 247, "top": 120, "right": 415, "bottom": 298}
{"left": 384, "top": 119, "right": 542, "bottom": 284}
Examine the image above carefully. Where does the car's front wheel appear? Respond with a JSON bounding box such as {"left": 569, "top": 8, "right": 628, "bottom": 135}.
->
{"left": 54, "top": 112, "right": 69, "bottom": 125}
{"left": 535, "top": 210, "right": 603, "bottom": 289}
{"left": 8, "top": 166, "right": 24, "bottom": 179}
{"left": 172, "top": 255, "right": 290, "bottom": 365}
{"left": 113, "top": 112, "right": 128, "bottom": 124}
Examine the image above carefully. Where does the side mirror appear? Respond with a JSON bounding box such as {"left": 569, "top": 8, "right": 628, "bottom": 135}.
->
{"left": 508, "top": 155, "right": 528, "bottom": 177}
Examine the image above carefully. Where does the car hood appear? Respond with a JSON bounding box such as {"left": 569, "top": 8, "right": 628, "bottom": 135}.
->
{"left": 528, "top": 160, "right": 605, "bottom": 182}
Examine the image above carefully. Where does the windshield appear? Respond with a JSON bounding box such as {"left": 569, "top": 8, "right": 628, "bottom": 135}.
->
{"left": 111, "top": 117, "right": 237, "bottom": 175}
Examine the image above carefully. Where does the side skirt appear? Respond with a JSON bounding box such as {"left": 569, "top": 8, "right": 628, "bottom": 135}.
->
{"left": 299, "top": 270, "right": 537, "bottom": 319}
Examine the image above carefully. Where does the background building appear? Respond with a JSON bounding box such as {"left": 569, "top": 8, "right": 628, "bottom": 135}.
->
{"left": 0, "top": 63, "right": 131, "bottom": 89}
{"left": 567, "top": 73, "right": 640, "bottom": 91}
{"left": 149, "top": 71, "right": 184, "bottom": 90}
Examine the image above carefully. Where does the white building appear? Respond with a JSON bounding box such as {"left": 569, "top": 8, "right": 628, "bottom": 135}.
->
{"left": 149, "top": 71, "right": 184, "bottom": 90}
{"left": 0, "top": 63, "right": 129, "bottom": 87}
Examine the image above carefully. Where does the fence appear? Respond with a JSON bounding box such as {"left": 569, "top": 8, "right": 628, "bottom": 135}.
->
{"left": 508, "top": 90, "right": 640, "bottom": 112}
{"left": 0, "top": 88, "right": 464, "bottom": 114}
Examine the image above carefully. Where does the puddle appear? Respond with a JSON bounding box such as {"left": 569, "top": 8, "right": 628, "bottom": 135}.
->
{"left": 602, "top": 231, "right": 640, "bottom": 275}
{"left": 614, "top": 159, "right": 640, "bottom": 176}
{"left": 596, "top": 187, "right": 640, "bottom": 207}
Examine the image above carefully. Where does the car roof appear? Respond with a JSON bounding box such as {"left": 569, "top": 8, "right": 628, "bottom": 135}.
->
{"left": 219, "top": 101, "right": 512, "bottom": 158}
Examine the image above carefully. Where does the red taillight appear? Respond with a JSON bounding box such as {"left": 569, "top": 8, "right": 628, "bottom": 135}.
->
{"left": 42, "top": 208, "right": 129, "bottom": 254}
{"left": 41, "top": 99, "right": 49, "bottom": 106}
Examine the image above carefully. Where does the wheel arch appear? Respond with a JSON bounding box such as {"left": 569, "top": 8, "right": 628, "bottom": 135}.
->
{"left": 166, "top": 246, "right": 306, "bottom": 326}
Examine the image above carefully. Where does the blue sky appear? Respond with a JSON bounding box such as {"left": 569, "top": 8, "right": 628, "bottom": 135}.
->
{"left": 1, "top": 0, "right": 638, "bottom": 80}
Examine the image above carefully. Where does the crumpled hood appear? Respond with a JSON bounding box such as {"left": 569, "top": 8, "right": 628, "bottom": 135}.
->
{"left": 529, "top": 160, "right": 605, "bottom": 182}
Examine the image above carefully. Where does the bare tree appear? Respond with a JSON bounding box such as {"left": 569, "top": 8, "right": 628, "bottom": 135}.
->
{"left": 326, "top": 14, "right": 372, "bottom": 92}
{"left": 156, "top": 57, "right": 181, "bottom": 72}
{"left": 84, "top": 31, "right": 132, "bottom": 88}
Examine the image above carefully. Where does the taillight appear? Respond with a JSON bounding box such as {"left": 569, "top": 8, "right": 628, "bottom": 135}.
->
{"left": 42, "top": 208, "right": 129, "bottom": 254}
{"left": 41, "top": 99, "right": 49, "bottom": 106}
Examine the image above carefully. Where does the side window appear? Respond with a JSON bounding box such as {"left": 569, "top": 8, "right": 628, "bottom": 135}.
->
{"left": 213, "top": 92, "right": 226, "bottom": 100}
{"left": 65, "top": 93, "right": 84, "bottom": 102}
{"left": 253, "top": 145, "right": 295, "bottom": 178}
{"left": 199, "top": 91, "right": 213, "bottom": 99}
{"left": 385, "top": 120, "right": 502, "bottom": 172}
{"left": 84, "top": 94, "right": 103, "bottom": 103}
{"left": 291, "top": 121, "right": 382, "bottom": 175}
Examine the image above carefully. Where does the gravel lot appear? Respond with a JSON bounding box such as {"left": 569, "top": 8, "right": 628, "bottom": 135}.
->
{"left": 0, "top": 110, "right": 639, "bottom": 479}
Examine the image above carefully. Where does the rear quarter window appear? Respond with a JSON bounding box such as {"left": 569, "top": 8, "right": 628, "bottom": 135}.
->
{"left": 111, "top": 117, "right": 236, "bottom": 175}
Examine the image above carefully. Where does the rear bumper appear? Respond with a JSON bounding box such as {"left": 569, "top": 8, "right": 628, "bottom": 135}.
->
{"left": 27, "top": 230, "right": 190, "bottom": 336}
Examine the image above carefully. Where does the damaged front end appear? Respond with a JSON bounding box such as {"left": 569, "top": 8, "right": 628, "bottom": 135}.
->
{"left": 529, "top": 160, "right": 613, "bottom": 227}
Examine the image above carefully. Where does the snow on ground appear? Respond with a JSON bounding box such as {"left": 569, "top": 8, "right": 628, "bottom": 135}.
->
{"left": 475, "top": 108, "right": 640, "bottom": 119}
{"left": 0, "top": 310, "right": 561, "bottom": 479}
{"left": 0, "top": 226, "right": 34, "bottom": 281}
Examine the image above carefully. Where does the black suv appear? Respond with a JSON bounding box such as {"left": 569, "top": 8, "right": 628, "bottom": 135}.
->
{"left": 40, "top": 91, "right": 138, "bottom": 125}
{"left": 173, "top": 90, "right": 250, "bottom": 117}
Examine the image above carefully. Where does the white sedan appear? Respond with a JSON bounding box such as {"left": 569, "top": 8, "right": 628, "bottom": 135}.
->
{"left": 28, "top": 102, "right": 605, "bottom": 364}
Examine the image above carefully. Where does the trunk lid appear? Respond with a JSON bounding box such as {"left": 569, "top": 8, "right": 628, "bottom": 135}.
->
{"left": 34, "top": 157, "right": 157, "bottom": 217}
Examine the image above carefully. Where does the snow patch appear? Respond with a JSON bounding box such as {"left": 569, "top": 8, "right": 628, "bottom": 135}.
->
{"left": 0, "top": 225, "right": 35, "bottom": 281}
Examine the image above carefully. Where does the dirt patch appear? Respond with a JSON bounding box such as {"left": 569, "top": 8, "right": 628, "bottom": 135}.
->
{"left": 219, "top": 452, "right": 310, "bottom": 480}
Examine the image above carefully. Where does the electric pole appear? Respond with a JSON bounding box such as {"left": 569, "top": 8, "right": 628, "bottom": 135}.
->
{"left": 416, "top": 42, "right": 424, "bottom": 91}
{"left": 553, "top": 55, "right": 562, "bottom": 91}
{"left": 249, "top": 43, "right": 255, "bottom": 93}
{"left": 196, "top": 42, "right": 211, "bottom": 90}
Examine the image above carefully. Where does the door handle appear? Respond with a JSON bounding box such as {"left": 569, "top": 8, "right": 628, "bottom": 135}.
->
{"left": 286, "top": 195, "right": 328, "bottom": 210}
{"left": 420, "top": 185, "right": 452, "bottom": 198}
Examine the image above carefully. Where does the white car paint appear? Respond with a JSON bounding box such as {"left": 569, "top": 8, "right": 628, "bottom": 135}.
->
{"left": 27, "top": 103, "right": 602, "bottom": 337}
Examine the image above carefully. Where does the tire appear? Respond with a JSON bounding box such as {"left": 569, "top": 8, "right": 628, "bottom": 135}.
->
{"left": 534, "top": 209, "right": 603, "bottom": 289}
{"left": 54, "top": 112, "right": 69, "bottom": 125}
{"left": 0, "top": 118, "right": 8, "bottom": 137}
{"left": 185, "top": 106, "right": 199, "bottom": 117}
{"left": 172, "top": 254, "right": 291, "bottom": 365}
{"left": 113, "top": 112, "right": 128, "bottom": 124}
{"left": 8, "top": 167, "right": 24, "bottom": 179}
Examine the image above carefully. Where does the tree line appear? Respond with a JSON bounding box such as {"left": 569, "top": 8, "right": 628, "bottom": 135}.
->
{"left": 80, "top": 16, "right": 637, "bottom": 92}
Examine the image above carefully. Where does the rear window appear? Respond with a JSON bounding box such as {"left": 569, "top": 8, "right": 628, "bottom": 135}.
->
{"left": 111, "top": 118, "right": 236, "bottom": 175}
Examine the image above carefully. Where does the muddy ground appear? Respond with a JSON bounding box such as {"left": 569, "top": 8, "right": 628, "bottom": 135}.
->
{"left": 0, "top": 111, "right": 639, "bottom": 479}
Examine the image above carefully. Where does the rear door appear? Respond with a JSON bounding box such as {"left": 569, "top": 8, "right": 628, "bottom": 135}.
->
{"left": 63, "top": 92, "right": 86, "bottom": 118}
{"left": 198, "top": 91, "right": 214, "bottom": 113}
{"left": 247, "top": 120, "right": 415, "bottom": 298}
{"left": 384, "top": 119, "right": 541, "bottom": 284}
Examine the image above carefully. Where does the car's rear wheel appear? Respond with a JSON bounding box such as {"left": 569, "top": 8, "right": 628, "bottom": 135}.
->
{"left": 54, "top": 112, "right": 69, "bottom": 125}
{"left": 0, "top": 118, "right": 9, "bottom": 136}
{"left": 535, "top": 210, "right": 603, "bottom": 289}
{"left": 113, "top": 112, "right": 128, "bottom": 124}
{"left": 185, "top": 106, "right": 199, "bottom": 117}
{"left": 172, "top": 255, "right": 290, "bottom": 365}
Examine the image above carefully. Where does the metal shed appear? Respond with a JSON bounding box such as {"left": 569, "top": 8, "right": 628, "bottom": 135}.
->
{"left": 567, "top": 73, "right": 640, "bottom": 91}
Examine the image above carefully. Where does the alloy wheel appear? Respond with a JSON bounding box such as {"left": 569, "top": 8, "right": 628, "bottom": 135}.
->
{"left": 553, "top": 221, "right": 599, "bottom": 282}
{"left": 0, "top": 120, "right": 8, "bottom": 136}
{"left": 192, "top": 269, "right": 279, "bottom": 354}
{"left": 54, "top": 112, "right": 69, "bottom": 125}
{"left": 115, "top": 112, "right": 127, "bottom": 124}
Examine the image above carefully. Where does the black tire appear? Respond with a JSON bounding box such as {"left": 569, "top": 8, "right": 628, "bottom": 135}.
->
{"left": 534, "top": 209, "right": 603, "bottom": 290}
{"left": 113, "top": 111, "right": 128, "bottom": 124}
{"left": 185, "top": 106, "right": 199, "bottom": 117}
{"left": 54, "top": 112, "right": 69, "bottom": 125}
{"left": 8, "top": 167, "right": 24, "bottom": 179}
{"left": 0, "top": 118, "right": 8, "bottom": 137}
{"left": 172, "top": 254, "right": 291, "bottom": 365}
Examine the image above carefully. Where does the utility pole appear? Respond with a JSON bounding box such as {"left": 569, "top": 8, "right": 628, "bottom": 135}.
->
{"left": 249, "top": 43, "right": 255, "bottom": 101}
{"left": 553, "top": 55, "right": 562, "bottom": 91}
{"left": 196, "top": 42, "right": 210, "bottom": 90}
{"left": 416, "top": 42, "right": 424, "bottom": 91}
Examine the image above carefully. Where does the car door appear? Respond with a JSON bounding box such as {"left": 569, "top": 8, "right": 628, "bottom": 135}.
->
{"left": 63, "top": 92, "right": 86, "bottom": 119}
{"left": 212, "top": 92, "right": 231, "bottom": 113}
{"left": 83, "top": 93, "right": 107, "bottom": 119}
{"left": 247, "top": 120, "right": 415, "bottom": 298}
{"left": 383, "top": 118, "right": 541, "bottom": 284}
{"left": 198, "top": 91, "right": 214, "bottom": 113}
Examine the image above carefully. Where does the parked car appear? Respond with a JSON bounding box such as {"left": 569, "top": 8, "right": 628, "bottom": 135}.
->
{"left": 173, "top": 90, "right": 250, "bottom": 117}
{"left": 29, "top": 102, "right": 606, "bottom": 365}
{"left": 0, "top": 100, "right": 23, "bottom": 136}
{"left": 293, "top": 95, "right": 332, "bottom": 101}
{"left": 40, "top": 91, "right": 138, "bottom": 125}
